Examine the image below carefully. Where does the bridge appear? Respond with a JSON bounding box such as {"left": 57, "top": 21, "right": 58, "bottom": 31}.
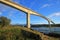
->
{"left": 0, "top": 0, "right": 55, "bottom": 29}
{"left": 0, "top": 0, "right": 60, "bottom": 40}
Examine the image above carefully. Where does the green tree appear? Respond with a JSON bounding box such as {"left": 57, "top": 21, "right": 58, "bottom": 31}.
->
{"left": 0, "top": 16, "right": 11, "bottom": 27}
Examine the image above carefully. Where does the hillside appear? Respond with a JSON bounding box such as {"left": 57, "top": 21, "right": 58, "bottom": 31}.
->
{"left": 0, "top": 26, "right": 60, "bottom": 40}
{"left": 0, "top": 26, "right": 42, "bottom": 40}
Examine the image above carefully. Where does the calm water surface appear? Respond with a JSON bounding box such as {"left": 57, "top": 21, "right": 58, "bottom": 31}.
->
{"left": 32, "top": 27, "right": 60, "bottom": 34}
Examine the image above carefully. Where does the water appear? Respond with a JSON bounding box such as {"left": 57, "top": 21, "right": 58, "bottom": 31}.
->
{"left": 32, "top": 27, "right": 60, "bottom": 34}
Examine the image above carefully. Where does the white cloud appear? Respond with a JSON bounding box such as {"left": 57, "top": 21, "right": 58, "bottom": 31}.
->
{"left": 0, "top": 12, "right": 2, "bottom": 15}
{"left": 47, "top": 12, "right": 60, "bottom": 24}
{"left": 48, "top": 12, "right": 60, "bottom": 18}
{"left": 41, "top": 4, "right": 50, "bottom": 8}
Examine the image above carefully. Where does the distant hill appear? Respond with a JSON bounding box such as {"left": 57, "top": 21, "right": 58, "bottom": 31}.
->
{"left": 30, "top": 24, "right": 60, "bottom": 27}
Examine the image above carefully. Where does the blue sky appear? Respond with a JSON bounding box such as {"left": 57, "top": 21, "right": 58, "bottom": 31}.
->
{"left": 0, "top": 0, "right": 60, "bottom": 24}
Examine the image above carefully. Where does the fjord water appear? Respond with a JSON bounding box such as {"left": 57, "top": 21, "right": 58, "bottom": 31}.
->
{"left": 32, "top": 27, "right": 60, "bottom": 34}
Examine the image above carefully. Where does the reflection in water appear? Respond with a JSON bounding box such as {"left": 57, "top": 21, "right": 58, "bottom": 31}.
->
{"left": 32, "top": 27, "right": 60, "bottom": 34}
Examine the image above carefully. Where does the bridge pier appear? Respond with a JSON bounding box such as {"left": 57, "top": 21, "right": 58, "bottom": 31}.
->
{"left": 27, "top": 13, "right": 30, "bottom": 28}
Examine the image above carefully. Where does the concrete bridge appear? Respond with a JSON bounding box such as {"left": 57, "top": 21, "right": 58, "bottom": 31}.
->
{"left": 0, "top": 0, "right": 55, "bottom": 28}
{"left": 1, "top": 0, "right": 60, "bottom": 40}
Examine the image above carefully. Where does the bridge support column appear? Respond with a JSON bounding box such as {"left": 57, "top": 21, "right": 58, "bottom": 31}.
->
{"left": 27, "top": 13, "right": 30, "bottom": 28}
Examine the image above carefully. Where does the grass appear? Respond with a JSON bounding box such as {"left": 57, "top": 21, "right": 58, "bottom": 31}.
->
{"left": 0, "top": 26, "right": 41, "bottom": 40}
{"left": 0, "top": 25, "right": 60, "bottom": 40}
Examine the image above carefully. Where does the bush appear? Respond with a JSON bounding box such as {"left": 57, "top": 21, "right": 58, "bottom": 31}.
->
{"left": 0, "top": 16, "right": 11, "bottom": 27}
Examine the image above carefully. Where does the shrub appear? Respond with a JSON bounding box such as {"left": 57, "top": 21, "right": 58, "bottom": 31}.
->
{"left": 0, "top": 16, "right": 11, "bottom": 27}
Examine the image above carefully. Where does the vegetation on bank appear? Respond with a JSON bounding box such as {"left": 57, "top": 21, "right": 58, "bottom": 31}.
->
{"left": 0, "top": 16, "right": 11, "bottom": 27}
{"left": 31, "top": 24, "right": 60, "bottom": 27}
{"left": 0, "top": 26, "right": 41, "bottom": 40}
{"left": 0, "top": 16, "right": 41, "bottom": 40}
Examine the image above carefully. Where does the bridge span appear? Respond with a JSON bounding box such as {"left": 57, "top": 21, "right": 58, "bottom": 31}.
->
{"left": 0, "top": 0, "right": 55, "bottom": 29}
